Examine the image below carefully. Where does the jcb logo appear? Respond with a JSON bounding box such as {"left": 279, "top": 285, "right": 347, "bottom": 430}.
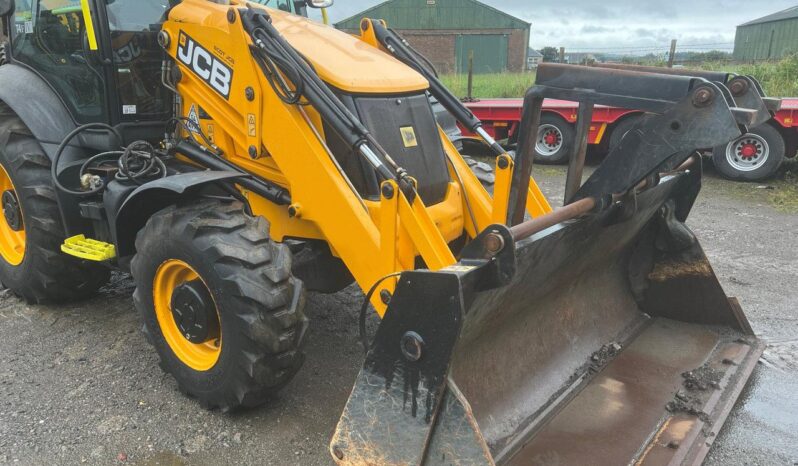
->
{"left": 113, "top": 38, "right": 142, "bottom": 65}
{"left": 177, "top": 32, "right": 233, "bottom": 99}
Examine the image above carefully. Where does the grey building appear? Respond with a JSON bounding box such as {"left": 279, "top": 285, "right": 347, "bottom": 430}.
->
{"left": 527, "top": 48, "right": 543, "bottom": 70}
{"left": 733, "top": 5, "right": 798, "bottom": 61}
{"left": 335, "top": 0, "right": 531, "bottom": 74}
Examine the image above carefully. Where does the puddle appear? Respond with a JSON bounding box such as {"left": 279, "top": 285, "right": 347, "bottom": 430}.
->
{"left": 706, "top": 340, "right": 798, "bottom": 464}
{"left": 760, "top": 338, "right": 798, "bottom": 371}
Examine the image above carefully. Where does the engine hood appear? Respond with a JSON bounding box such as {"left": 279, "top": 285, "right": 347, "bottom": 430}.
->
{"left": 268, "top": 9, "right": 429, "bottom": 94}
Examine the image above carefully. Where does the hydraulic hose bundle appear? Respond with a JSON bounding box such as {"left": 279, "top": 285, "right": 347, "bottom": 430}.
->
{"left": 52, "top": 123, "right": 168, "bottom": 197}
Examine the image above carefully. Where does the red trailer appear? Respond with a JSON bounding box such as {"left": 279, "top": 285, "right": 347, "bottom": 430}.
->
{"left": 464, "top": 97, "right": 798, "bottom": 181}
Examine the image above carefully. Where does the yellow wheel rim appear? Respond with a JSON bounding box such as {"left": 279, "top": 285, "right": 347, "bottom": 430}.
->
{"left": 0, "top": 163, "right": 25, "bottom": 266}
{"left": 153, "top": 260, "right": 222, "bottom": 371}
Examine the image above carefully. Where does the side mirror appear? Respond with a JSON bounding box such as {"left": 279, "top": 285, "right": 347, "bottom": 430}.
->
{"left": 306, "top": 0, "right": 333, "bottom": 8}
{"left": 0, "top": 0, "right": 15, "bottom": 17}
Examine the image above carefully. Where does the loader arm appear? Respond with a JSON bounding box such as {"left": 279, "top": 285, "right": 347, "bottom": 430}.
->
{"left": 159, "top": 1, "right": 550, "bottom": 314}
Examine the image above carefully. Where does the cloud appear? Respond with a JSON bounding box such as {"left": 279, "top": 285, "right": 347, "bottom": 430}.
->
{"left": 312, "top": 0, "right": 798, "bottom": 52}
{"left": 580, "top": 25, "right": 615, "bottom": 34}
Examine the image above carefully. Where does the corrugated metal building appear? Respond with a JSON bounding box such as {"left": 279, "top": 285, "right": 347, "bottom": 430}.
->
{"left": 335, "top": 0, "right": 530, "bottom": 73}
{"left": 733, "top": 5, "right": 798, "bottom": 60}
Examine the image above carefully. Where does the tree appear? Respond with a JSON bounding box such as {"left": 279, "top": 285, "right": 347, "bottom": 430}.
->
{"left": 540, "top": 47, "right": 558, "bottom": 62}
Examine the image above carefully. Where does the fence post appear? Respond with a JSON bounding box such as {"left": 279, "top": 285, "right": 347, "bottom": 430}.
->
{"left": 559, "top": 47, "right": 565, "bottom": 64}
{"left": 467, "top": 50, "right": 474, "bottom": 100}
{"left": 668, "top": 39, "right": 677, "bottom": 67}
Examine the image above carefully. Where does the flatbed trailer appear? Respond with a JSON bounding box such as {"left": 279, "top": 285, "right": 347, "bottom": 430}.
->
{"left": 464, "top": 97, "right": 798, "bottom": 181}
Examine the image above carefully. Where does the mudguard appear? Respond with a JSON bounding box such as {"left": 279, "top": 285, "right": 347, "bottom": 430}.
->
{"left": 112, "top": 171, "right": 245, "bottom": 259}
{"left": 0, "top": 64, "right": 80, "bottom": 160}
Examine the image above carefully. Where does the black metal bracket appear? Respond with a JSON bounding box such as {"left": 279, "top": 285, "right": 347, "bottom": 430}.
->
{"left": 507, "top": 63, "right": 767, "bottom": 224}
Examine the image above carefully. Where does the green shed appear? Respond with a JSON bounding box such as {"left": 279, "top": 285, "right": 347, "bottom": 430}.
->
{"left": 335, "top": 0, "right": 531, "bottom": 73}
{"left": 733, "top": 5, "right": 798, "bottom": 61}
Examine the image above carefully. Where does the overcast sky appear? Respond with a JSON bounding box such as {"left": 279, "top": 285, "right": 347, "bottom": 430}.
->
{"left": 310, "top": 1, "right": 798, "bottom": 54}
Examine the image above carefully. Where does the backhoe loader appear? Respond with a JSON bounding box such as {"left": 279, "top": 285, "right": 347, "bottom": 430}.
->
{"left": 0, "top": 0, "right": 775, "bottom": 464}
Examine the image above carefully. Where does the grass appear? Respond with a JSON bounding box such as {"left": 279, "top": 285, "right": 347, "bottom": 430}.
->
{"left": 440, "top": 54, "right": 798, "bottom": 98}
{"left": 440, "top": 72, "right": 535, "bottom": 99}
{"left": 697, "top": 54, "right": 798, "bottom": 97}
{"left": 765, "top": 161, "right": 798, "bottom": 213}
{"left": 712, "top": 172, "right": 798, "bottom": 214}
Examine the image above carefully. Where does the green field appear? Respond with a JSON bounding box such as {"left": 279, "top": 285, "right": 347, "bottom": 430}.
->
{"left": 699, "top": 55, "right": 798, "bottom": 97}
{"left": 441, "top": 54, "right": 798, "bottom": 98}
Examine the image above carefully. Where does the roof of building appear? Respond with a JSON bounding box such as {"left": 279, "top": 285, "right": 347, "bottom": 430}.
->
{"left": 335, "top": 0, "right": 530, "bottom": 31}
{"left": 528, "top": 48, "right": 543, "bottom": 58}
{"left": 739, "top": 5, "right": 798, "bottom": 26}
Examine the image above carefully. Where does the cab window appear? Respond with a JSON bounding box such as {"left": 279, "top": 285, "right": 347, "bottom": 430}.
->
{"left": 105, "top": 0, "right": 171, "bottom": 121}
{"left": 12, "top": 0, "right": 108, "bottom": 123}
{"left": 251, "top": 0, "right": 308, "bottom": 16}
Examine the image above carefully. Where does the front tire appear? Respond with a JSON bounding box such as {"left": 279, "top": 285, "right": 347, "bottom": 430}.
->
{"left": 463, "top": 155, "right": 495, "bottom": 192}
{"left": 131, "top": 201, "right": 308, "bottom": 411}
{"left": 0, "top": 105, "right": 109, "bottom": 303}
{"left": 712, "top": 123, "right": 784, "bottom": 181}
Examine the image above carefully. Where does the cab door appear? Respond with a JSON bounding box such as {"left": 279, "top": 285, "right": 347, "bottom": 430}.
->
{"left": 10, "top": 0, "right": 172, "bottom": 126}
{"left": 102, "top": 0, "right": 172, "bottom": 123}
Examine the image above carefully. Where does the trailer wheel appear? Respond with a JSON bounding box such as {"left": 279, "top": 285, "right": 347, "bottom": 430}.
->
{"left": 131, "top": 201, "right": 308, "bottom": 411}
{"left": 712, "top": 123, "right": 784, "bottom": 181}
{"left": 608, "top": 115, "right": 642, "bottom": 154}
{"left": 534, "top": 114, "right": 574, "bottom": 165}
{"left": 0, "top": 105, "right": 109, "bottom": 303}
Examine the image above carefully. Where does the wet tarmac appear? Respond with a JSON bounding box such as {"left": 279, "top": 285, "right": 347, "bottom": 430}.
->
{"left": 0, "top": 161, "right": 796, "bottom": 465}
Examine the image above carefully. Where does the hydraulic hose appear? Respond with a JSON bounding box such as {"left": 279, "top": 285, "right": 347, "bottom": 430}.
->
{"left": 52, "top": 123, "right": 123, "bottom": 197}
{"left": 368, "top": 21, "right": 505, "bottom": 156}
{"left": 240, "top": 7, "right": 418, "bottom": 200}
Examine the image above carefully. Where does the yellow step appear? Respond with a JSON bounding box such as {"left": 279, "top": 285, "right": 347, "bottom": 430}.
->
{"left": 61, "top": 235, "right": 116, "bottom": 262}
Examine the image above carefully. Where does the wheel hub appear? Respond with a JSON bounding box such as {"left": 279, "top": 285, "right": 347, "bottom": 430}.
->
{"left": 2, "top": 190, "right": 22, "bottom": 232}
{"left": 740, "top": 143, "right": 758, "bottom": 159}
{"left": 171, "top": 279, "right": 218, "bottom": 344}
{"left": 536, "top": 124, "right": 564, "bottom": 157}
{"left": 727, "top": 134, "right": 769, "bottom": 172}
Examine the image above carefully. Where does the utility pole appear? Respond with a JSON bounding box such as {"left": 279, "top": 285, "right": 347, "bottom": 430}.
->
{"left": 667, "top": 39, "right": 677, "bottom": 68}
{"left": 559, "top": 47, "right": 566, "bottom": 64}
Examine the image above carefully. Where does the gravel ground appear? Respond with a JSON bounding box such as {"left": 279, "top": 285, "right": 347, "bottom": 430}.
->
{"left": 0, "top": 160, "right": 796, "bottom": 465}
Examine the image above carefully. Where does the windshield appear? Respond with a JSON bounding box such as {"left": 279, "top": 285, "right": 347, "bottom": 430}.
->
{"left": 251, "top": 0, "right": 300, "bottom": 14}
{"left": 106, "top": 0, "right": 170, "bottom": 31}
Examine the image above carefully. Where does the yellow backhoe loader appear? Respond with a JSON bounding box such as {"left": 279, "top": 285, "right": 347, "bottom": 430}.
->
{"left": 0, "top": 0, "right": 776, "bottom": 463}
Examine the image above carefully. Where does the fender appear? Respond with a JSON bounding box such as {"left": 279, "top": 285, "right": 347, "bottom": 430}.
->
{"left": 0, "top": 64, "right": 82, "bottom": 161}
{"left": 113, "top": 171, "right": 246, "bottom": 261}
{"left": 0, "top": 63, "right": 99, "bottom": 236}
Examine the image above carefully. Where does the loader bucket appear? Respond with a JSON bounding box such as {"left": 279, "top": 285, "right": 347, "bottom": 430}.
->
{"left": 331, "top": 64, "right": 767, "bottom": 465}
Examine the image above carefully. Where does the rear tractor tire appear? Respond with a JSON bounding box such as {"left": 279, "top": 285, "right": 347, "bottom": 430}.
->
{"left": 0, "top": 105, "right": 109, "bottom": 303}
{"left": 131, "top": 201, "right": 308, "bottom": 411}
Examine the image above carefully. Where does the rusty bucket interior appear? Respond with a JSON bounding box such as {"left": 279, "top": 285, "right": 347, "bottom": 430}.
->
{"left": 332, "top": 168, "right": 763, "bottom": 466}
{"left": 431, "top": 169, "right": 763, "bottom": 465}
